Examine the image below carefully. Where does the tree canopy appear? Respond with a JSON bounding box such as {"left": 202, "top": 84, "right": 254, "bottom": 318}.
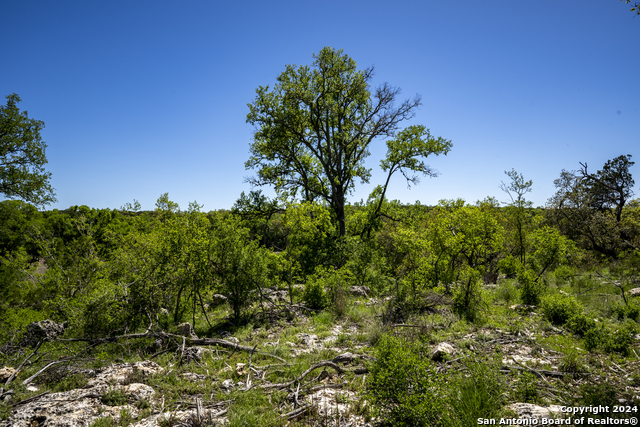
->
{"left": 246, "top": 47, "right": 451, "bottom": 236}
{"left": 0, "top": 94, "right": 56, "bottom": 206}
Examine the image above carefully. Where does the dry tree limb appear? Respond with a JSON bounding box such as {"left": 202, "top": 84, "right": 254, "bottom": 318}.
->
{"left": 500, "top": 365, "right": 570, "bottom": 379}
{"left": 179, "top": 336, "right": 186, "bottom": 365}
{"left": 510, "top": 357, "right": 549, "bottom": 383}
{"left": 22, "top": 360, "right": 66, "bottom": 386}
{"left": 11, "top": 390, "right": 50, "bottom": 407}
{"left": 596, "top": 272, "right": 628, "bottom": 305}
{"left": 261, "top": 361, "right": 346, "bottom": 390}
{"left": 188, "top": 337, "right": 288, "bottom": 364}
{"left": 4, "top": 340, "right": 43, "bottom": 387}
{"left": 280, "top": 404, "right": 311, "bottom": 419}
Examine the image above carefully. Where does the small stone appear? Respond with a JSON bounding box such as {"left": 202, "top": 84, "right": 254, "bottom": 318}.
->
{"left": 0, "top": 367, "right": 16, "bottom": 382}
{"left": 627, "top": 288, "right": 640, "bottom": 297}
{"left": 23, "top": 320, "right": 66, "bottom": 346}
{"left": 349, "top": 286, "right": 371, "bottom": 297}
{"left": 176, "top": 323, "right": 198, "bottom": 339}
{"left": 221, "top": 379, "right": 235, "bottom": 390}
{"left": 210, "top": 294, "right": 228, "bottom": 307}
{"left": 235, "top": 363, "right": 247, "bottom": 376}
{"left": 431, "top": 342, "right": 454, "bottom": 361}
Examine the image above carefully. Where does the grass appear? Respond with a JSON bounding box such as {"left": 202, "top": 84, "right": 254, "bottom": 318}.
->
{"left": 1, "top": 271, "right": 639, "bottom": 426}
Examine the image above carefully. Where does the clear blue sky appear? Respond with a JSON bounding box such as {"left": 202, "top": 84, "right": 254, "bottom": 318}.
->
{"left": 2, "top": 1, "right": 638, "bottom": 211}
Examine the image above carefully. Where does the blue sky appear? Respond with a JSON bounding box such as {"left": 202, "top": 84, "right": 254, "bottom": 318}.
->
{"left": 2, "top": 1, "right": 638, "bottom": 211}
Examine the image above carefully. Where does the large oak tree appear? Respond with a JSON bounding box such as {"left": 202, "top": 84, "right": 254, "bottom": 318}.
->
{"left": 246, "top": 47, "right": 451, "bottom": 236}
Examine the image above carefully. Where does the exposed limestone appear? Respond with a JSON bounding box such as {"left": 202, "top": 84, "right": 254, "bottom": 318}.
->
{"left": 431, "top": 342, "right": 454, "bottom": 361}
{"left": 181, "top": 372, "right": 207, "bottom": 382}
{"left": 23, "top": 320, "right": 66, "bottom": 347}
{"left": 209, "top": 294, "right": 228, "bottom": 307}
{"left": 0, "top": 361, "right": 171, "bottom": 427}
{"left": 349, "top": 286, "right": 371, "bottom": 298}
{"left": 628, "top": 287, "right": 640, "bottom": 297}
{"left": 0, "top": 366, "right": 15, "bottom": 382}
{"left": 176, "top": 322, "right": 198, "bottom": 339}
{"left": 506, "top": 403, "right": 564, "bottom": 420}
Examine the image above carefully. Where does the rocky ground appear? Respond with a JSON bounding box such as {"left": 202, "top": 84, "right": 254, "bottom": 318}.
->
{"left": 1, "top": 284, "right": 640, "bottom": 426}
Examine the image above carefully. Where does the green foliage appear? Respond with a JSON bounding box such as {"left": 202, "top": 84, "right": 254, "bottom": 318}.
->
{"left": 343, "top": 236, "right": 392, "bottom": 295}
{"left": 514, "top": 372, "right": 541, "bottom": 403}
{"left": 518, "top": 269, "right": 544, "bottom": 305}
{"left": 0, "top": 94, "right": 56, "bottom": 205}
{"left": 43, "top": 372, "right": 89, "bottom": 393}
{"left": 613, "top": 300, "right": 640, "bottom": 321}
{"left": 583, "top": 320, "right": 638, "bottom": 355}
{"left": 565, "top": 312, "right": 596, "bottom": 336}
{"left": 0, "top": 402, "right": 10, "bottom": 420}
{"left": 498, "top": 255, "right": 519, "bottom": 277}
{"left": 527, "top": 226, "right": 577, "bottom": 276}
{"left": 101, "top": 388, "right": 128, "bottom": 406}
{"left": 280, "top": 201, "right": 334, "bottom": 277}
{"left": 209, "top": 215, "right": 271, "bottom": 320}
{"left": 579, "top": 382, "right": 619, "bottom": 409}
{"left": 226, "top": 389, "right": 283, "bottom": 426}
{"left": 500, "top": 169, "right": 533, "bottom": 265}
{"left": 245, "top": 47, "right": 449, "bottom": 236}
{"left": 546, "top": 155, "right": 637, "bottom": 258}
{"left": 88, "top": 417, "right": 117, "bottom": 427}
{"left": 368, "top": 335, "right": 445, "bottom": 426}
{"left": 452, "top": 269, "right": 485, "bottom": 322}
{"left": 495, "top": 280, "right": 518, "bottom": 305}
{"left": 448, "top": 362, "right": 504, "bottom": 427}
{"left": 303, "top": 276, "right": 326, "bottom": 310}
{"left": 540, "top": 293, "right": 583, "bottom": 325}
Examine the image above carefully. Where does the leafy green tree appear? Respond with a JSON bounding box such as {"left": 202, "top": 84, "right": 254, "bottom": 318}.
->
{"left": 579, "top": 154, "right": 634, "bottom": 223}
{"left": 500, "top": 169, "right": 533, "bottom": 265}
{"left": 246, "top": 47, "right": 451, "bottom": 236}
{"left": 546, "top": 155, "right": 636, "bottom": 256}
{"left": 208, "top": 215, "right": 272, "bottom": 320}
{"left": 0, "top": 94, "right": 56, "bottom": 205}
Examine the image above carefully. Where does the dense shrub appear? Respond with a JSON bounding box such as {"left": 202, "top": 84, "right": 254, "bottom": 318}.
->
{"left": 540, "top": 293, "right": 582, "bottom": 326}
{"left": 303, "top": 277, "right": 326, "bottom": 310}
{"left": 519, "top": 269, "right": 545, "bottom": 305}
{"left": 498, "top": 255, "right": 519, "bottom": 277}
{"left": 368, "top": 335, "right": 445, "bottom": 426}
{"left": 613, "top": 300, "right": 640, "bottom": 321}
{"left": 565, "top": 312, "right": 596, "bottom": 336}
{"left": 452, "top": 270, "right": 485, "bottom": 322}
{"left": 584, "top": 321, "right": 638, "bottom": 355}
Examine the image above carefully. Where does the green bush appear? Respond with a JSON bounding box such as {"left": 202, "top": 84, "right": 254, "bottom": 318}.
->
{"left": 368, "top": 335, "right": 445, "bottom": 426}
{"left": 583, "top": 325, "right": 604, "bottom": 352}
{"left": 452, "top": 269, "right": 484, "bottom": 322}
{"left": 518, "top": 269, "right": 544, "bottom": 305}
{"left": 540, "top": 293, "right": 582, "bottom": 326}
{"left": 498, "top": 255, "right": 520, "bottom": 277}
{"left": 613, "top": 301, "right": 640, "bottom": 321}
{"left": 101, "top": 388, "right": 128, "bottom": 406}
{"left": 584, "top": 321, "right": 637, "bottom": 355}
{"left": 449, "top": 362, "right": 504, "bottom": 427}
{"left": 565, "top": 313, "right": 596, "bottom": 336}
{"left": 496, "top": 281, "right": 518, "bottom": 305}
{"left": 302, "top": 278, "right": 326, "bottom": 310}
{"left": 604, "top": 321, "right": 637, "bottom": 355}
